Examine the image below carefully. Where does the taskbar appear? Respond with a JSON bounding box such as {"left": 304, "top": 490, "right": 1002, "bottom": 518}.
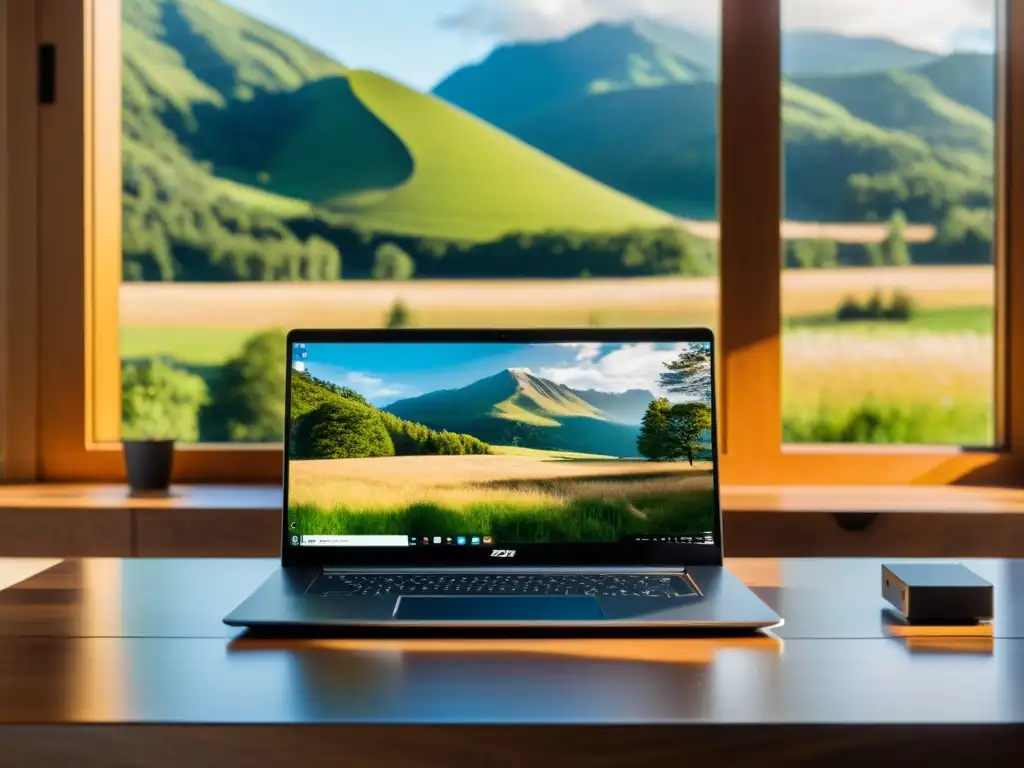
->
{"left": 291, "top": 533, "right": 716, "bottom": 547}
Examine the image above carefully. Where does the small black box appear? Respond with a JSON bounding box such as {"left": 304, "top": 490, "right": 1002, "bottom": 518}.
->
{"left": 882, "top": 563, "right": 993, "bottom": 623}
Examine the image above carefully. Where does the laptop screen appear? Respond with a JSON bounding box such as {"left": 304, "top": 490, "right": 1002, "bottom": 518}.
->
{"left": 285, "top": 335, "right": 718, "bottom": 555}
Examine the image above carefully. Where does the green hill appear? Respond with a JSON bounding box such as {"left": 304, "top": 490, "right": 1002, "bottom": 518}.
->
{"left": 385, "top": 368, "right": 645, "bottom": 457}
{"left": 122, "top": 0, "right": 685, "bottom": 282}
{"left": 513, "top": 78, "right": 992, "bottom": 222}
{"left": 290, "top": 369, "right": 491, "bottom": 459}
{"left": 916, "top": 53, "right": 996, "bottom": 119}
{"left": 792, "top": 69, "right": 993, "bottom": 154}
{"left": 432, "top": 20, "right": 714, "bottom": 132}
{"left": 313, "top": 71, "right": 674, "bottom": 239}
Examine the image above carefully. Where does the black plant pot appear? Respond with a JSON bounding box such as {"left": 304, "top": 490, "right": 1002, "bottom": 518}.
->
{"left": 123, "top": 440, "right": 175, "bottom": 494}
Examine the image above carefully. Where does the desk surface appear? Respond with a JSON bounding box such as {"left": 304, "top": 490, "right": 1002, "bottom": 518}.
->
{"left": 0, "top": 557, "right": 1020, "bottom": 640}
{"left": 1, "top": 558, "right": 1022, "bottom": 766}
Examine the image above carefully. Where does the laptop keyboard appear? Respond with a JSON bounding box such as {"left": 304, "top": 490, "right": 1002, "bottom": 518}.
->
{"left": 311, "top": 573, "right": 696, "bottom": 598}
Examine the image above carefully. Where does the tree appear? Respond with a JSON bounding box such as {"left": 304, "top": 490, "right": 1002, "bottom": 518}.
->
{"left": 306, "top": 234, "right": 342, "bottom": 280}
{"left": 200, "top": 329, "right": 287, "bottom": 442}
{"left": 659, "top": 344, "right": 711, "bottom": 402}
{"left": 638, "top": 397, "right": 675, "bottom": 460}
{"left": 666, "top": 402, "right": 713, "bottom": 465}
{"left": 373, "top": 243, "right": 415, "bottom": 280}
{"left": 293, "top": 401, "right": 395, "bottom": 459}
{"left": 385, "top": 300, "right": 412, "bottom": 328}
{"left": 881, "top": 209, "right": 911, "bottom": 266}
{"left": 121, "top": 359, "right": 208, "bottom": 442}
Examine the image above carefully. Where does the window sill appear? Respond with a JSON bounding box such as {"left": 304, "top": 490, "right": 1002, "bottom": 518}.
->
{"left": 1, "top": 484, "right": 1024, "bottom": 558}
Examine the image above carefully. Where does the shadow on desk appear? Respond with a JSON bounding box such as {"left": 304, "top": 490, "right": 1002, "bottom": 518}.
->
{"left": 229, "top": 628, "right": 784, "bottom": 665}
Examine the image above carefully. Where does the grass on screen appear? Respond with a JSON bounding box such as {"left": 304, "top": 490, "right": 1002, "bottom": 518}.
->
{"left": 290, "top": 494, "right": 715, "bottom": 543}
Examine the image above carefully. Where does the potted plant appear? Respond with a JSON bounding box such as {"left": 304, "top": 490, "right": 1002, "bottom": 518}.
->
{"left": 121, "top": 359, "right": 208, "bottom": 495}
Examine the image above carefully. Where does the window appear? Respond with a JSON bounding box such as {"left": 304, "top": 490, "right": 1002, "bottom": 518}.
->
{"left": 116, "top": 0, "right": 722, "bottom": 445}
{"left": 780, "top": 0, "right": 999, "bottom": 447}
{"left": 25, "top": 0, "right": 1024, "bottom": 483}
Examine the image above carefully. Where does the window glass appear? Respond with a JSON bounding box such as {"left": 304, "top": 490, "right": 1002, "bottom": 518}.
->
{"left": 780, "top": 0, "right": 997, "bottom": 445}
{"left": 120, "top": 0, "right": 722, "bottom": 443}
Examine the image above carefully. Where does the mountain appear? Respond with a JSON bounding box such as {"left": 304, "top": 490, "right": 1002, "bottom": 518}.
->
{"left": 122, "top": 0, "right": 680, "bottom": 282}
{"left": 917, "top": 53, "right": 996, "bottom": 119}
{"left": 792, "top": 69, "right": 993, "bottom": 154}
{"left": 384, "top": 369, "right": 647, "bottom": 457}
{"left": 514, "top": 79, "right": 988, "bottom": 221}
{"left": 432, "top": 22, "right": 941, "bottom": 132}
{"left": 432, "top": 20, "right": 715, "bottom": 132}
{"left": 782, "top": 31, "right": 938, "bottom": 76}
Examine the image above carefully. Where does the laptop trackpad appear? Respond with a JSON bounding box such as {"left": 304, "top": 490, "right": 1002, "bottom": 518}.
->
{"left": 394, "top": 595, "right": 603, "bottom": 621}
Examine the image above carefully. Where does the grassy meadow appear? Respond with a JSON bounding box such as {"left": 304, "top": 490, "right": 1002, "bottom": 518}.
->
{"left": 289, "top": 453, "right": 716, "bottom": 542}
{"left": 120, "top": 264, "right": 996, "bottom": 446}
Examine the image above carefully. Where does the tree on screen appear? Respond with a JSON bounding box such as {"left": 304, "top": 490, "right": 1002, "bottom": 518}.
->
{"left": 638, "top": 398, "right": 711, "bottom": 465}
{"left": 659, "top": 344, "right": 711, "bottom": 402}
{"left": 638, "top": 398, "right": 674, "bottom": 460}
{"left": 667, "top": 402, "right": 712, "bottom": 465}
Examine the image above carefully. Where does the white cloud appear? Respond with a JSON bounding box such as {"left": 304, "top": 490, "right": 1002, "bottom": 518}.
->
{"left": 343, "top": 371, "right": 401, "bottom": 399}
{"left": 555, "top": 342, "right": 603, "bottom": 362}
{"left": 540, "top": 342, "right": 692, "bottom": 397}
{"left": 441, "top": 0, "right": 995, "bottom": 53}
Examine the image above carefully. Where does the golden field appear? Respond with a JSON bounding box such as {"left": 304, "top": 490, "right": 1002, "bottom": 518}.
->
{"left": 290, "top": 453, "right": 714, "bottom": 511}
{"left": 119, "top": 265, "right": 994, "bottom": 331}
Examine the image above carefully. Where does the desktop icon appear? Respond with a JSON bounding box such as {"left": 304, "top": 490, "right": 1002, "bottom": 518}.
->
{"left": 471, "top": 536, "right": 481, "bottom": 545}
{"left": 457, "top": 536, "right": 467, "bottom": 545}
{"left": 421, "top": 537, "right": 430, "bottom": 545}
{"left": 291, "top": 535, "right": 299, "bottom": 544}
{"left": 433, "top": 536, "right": 442, "bottom": 544}
{"left": 445, "top": 537, "right": 453, "bottom": 545}
{"left": 482, "top": 536, "right": 493, "bottom": 545}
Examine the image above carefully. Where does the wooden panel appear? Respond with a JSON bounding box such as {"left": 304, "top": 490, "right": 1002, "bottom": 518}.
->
{"left": 0, "top": 508, "right": 128, "bottom": 556}
{"left": 133, "top": 508, "right": 281, "bottom": 557}
{"left": 718, "top": 0, "right": 781, "bottom": 458}
{"left": 88, "top": 0, "right": 121, "bottom": 444}
{"left": 1, "top": 724, "right": 1023, "bottom": 768}
{"left": 1, "top": 0, "right": 38, "bottom": 480}
{"left": 1006, "top": 0, "right": 1024, "bottom": 452}
{"left": 5, "top": 484, "right": 1024, "bottom": 557}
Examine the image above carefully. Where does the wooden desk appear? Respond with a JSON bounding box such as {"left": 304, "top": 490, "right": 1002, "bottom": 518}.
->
{"left": 1, "top": 558, "right": 1023, "bottom": 766}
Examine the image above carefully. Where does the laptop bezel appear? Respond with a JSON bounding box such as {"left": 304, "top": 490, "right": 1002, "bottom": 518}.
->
{"left": 280, "top": 328, "right": 724, "bottom": 568}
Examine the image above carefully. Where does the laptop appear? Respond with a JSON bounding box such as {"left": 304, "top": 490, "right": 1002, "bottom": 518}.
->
{"left": 224, "top": 328, "right": 782, "bottom": 630}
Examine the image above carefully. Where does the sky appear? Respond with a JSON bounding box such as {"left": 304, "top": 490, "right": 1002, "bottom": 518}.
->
{"left": 291, "top": 341, "right": 701, "bottom": 407}
{"left": 224, "top": 0, "right": 996, "bottom": 92}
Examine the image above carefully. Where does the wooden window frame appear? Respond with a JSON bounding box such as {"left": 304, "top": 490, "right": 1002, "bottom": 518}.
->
{"left": 6, "top": 0, "right": 1023, "bottom": 484}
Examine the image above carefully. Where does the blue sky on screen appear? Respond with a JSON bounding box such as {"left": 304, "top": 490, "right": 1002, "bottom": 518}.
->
{"left": 224, "top": 0, "right": 995, "bottom": 92}
{"left": 291, "top": 342, "right": 702, "bottom": 407}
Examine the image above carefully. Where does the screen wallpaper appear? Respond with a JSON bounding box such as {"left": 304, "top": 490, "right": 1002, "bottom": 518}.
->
{"left": 286, "top": 341, "right": 715, "bottom": 547}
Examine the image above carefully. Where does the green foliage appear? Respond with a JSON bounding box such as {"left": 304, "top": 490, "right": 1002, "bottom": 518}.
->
{"left": 835, "top": 290, "right": 916, "bottom": 322}
{"left": 659, "top": 345, "right": 711, "bottom": 401}
{"left": 927, "top": 206, "right": 994, "bottom": 265}
{"left": 881, "top": 209, "right": 911, "bottom": 266}
{"left": 200, "top": 329, "right": 287, "bottom": 442}
{"left": 291, "top": 369, "right": 491, "bottom": 458}
{"left": 638, "top": 397, "right": 674, "bottom": 460}
{"left": 783, "top": 397, "right": 993, "bottom": 445}
{"left": 121, "top": 358, "right": 208, "bottom": 441}
{"left": 372, "top": 242, "right": 415, "bottom": 280}
{"left": 293, "top": 400, "right": 396, "bottom": 459}
{"left": 637, "top": 398, "right": 712, "bottom": 464}
{"left": 291, "top": 487, "right": 717, "bottom": 543}
{"left": 305, "top": 235, "right": 342, "bottom": 280}
{"left": 669, "top": 402, "right": 713, "bottom": 465}
{"left": 385, "top": 300, "right": 412, "bottom": 328}
{"left": 784, "top": 238, "right": 838, "bottom": 268}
